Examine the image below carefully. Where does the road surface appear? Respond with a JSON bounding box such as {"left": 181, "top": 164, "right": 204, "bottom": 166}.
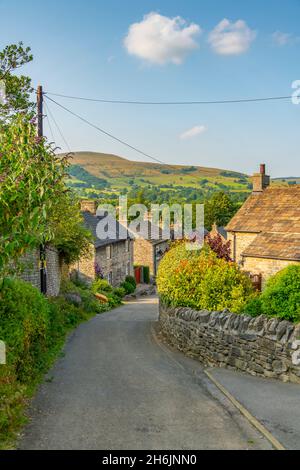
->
{"left": 19, "top": 297, "right": 271, "bottom": 450}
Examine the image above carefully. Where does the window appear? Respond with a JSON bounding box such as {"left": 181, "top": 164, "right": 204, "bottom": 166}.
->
{"left": 106, "top": 245, "right": 112, "bottom": 260}
{"left": 108, "top": 271, "right": 113, "bottom": 284}
{"left": 125, "top": 239, "right": 130, "bottom": 252}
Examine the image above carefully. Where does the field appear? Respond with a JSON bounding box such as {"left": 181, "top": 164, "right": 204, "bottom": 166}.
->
{"left": 63, "top": 151, "right": 252, "bottom": 199}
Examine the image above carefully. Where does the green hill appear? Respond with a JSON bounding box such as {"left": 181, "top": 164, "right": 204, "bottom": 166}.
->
{"left": 63, "top": 151, "right": 252, "bottom": 197}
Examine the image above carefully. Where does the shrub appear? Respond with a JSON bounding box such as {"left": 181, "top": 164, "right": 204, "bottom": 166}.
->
{"left": 91, "top": 278, "right": 113, "bottom": 294}
{"left": 157, "top": 242, "right": 253, "bottom": 313}
{"left": 0, "top": 278, "right": 50, "bottom": 382}
{"left": 125, "top": 275, "right": 136, "bottom": 289}
{"left": 113, "top": 287, "right": 126, "bottom": 299}
{"left": 61, "top": 280, "right": 106, "bottom": 315}
{"left": 244, "top": 266, "right": 300, "bottom": 323}
{"left": 121, "top": 281, "right": 135, "bottom": 295}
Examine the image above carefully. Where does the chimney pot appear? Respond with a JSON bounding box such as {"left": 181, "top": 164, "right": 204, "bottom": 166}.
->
{"left": 80, "top": 199, "right": 97, "bottom": 214}
{"left": 260, "top": 164, "right": 266, "bottom": 175}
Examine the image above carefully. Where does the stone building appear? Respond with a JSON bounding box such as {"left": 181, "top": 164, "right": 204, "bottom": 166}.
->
{"left": 71, "top": 200, "right": 134, "bottom": 286}
{"left": 226, "top": 165, "right": 300, "bottom": 287}
{"left": 130, "top": 219, "right": 170, "bottom": 278}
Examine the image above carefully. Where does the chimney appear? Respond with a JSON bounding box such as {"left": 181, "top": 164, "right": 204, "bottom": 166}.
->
{"left": 252, "top": 164, "right": 270, "bottom": 193}
{"left": 80, "top": 199, "right": 97, "bottom": 214}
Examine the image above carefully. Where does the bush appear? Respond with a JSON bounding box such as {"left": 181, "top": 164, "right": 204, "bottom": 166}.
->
{"left": 121, "top": 281, "right": 135, "bottom": 295}
{"left": 91, "top": 278, "right": 113, "bottom": 294}
{"left": 0, "top": 278, "right": 50, "bottom": 382}
{"left": 125, "top": 275, "right": 136, "bottom": 289}
{"left": 157, "top": 242, "right": 253, "bottom": 313}
{"left": 0, "top": 277, "right": 108, "bottom": 448}
{"left": 244, "top": 266, "right": 300, "bottom": 323}
{"left": 113, "top": 287, "right": 126, "bottom": 299}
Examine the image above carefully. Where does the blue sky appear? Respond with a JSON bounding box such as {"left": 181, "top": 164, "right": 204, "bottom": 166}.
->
{"left": 1, "top": 0, "right": 299, "bottom": 176}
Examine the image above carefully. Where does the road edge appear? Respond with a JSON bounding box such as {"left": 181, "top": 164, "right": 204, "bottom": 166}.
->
{"left": 204, "top": 369, "right": 285, "bottom": 451}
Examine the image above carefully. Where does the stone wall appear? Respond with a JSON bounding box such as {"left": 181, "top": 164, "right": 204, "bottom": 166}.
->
{"left": 71, "top": 240, "right": 134, "bottom": 287}
{"left": 19, "top": 246, "right": 61, "bottom": 297}
{"left": 134, "top": 239, "right": 154, "bottom": 274}
{"left": 242, "top": 256, "right": 299, "bottom": 288}
{"left": 95, "top": 240, "right": 134, "bottom": 286}
{"left": 159, "top": 302, "right": 300, "bottom": 384}
{"left": 227, "top": 232, "right": 257, "bottom": 263}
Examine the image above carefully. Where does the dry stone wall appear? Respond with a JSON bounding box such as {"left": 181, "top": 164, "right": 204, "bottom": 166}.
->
{"left": 159, "top": 301, "right": 300, "bottom": 384}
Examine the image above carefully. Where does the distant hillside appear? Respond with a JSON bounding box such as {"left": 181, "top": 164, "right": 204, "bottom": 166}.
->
{"left": 63, "top": 151, "right": 252, "bottom": 196}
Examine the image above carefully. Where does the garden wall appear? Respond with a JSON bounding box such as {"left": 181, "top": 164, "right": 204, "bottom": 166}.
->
{"left": 19, "top": 246, "right": 61, "bottom": 297}
{"left": 159, "top": 301, "right": 300, "bottom": 384}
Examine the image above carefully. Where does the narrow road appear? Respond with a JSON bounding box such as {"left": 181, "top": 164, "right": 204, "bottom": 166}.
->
{"left": 19, "top": 297, "right": 271, "bottom": 450}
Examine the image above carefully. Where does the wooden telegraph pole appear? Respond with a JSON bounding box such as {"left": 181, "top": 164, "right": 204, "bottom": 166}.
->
{"left": 37, "top": 85, "right": 47, "bottom": 295}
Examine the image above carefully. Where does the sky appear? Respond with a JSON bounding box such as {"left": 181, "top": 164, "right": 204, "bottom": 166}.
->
{"left": 0, "top": 0, "right": 300, "bottom": 176}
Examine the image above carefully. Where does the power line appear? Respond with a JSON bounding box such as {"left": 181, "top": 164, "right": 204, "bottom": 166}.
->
{"left": 44, "top": 100, "right": 56, "bottom": 143}
{"left": 44, "top": 99, "right": 72, "bottom": 152}
{"left": 44, "top": 95, "right": 165, "bottom": 164}
{"left": 45, "top": 91, "right": 293, "bottom": 106}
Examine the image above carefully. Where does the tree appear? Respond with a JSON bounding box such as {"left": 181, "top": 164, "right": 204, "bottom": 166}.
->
{"left": 0, "top": 42, "right": 34, "bottom": 124}
{"left": 48, "top": 192, "right": 93, "bottom": 265}
{"left": 0, "top": 115, "right": 68, "bottom": 276}
{"left": 204, "top": 192, "right": 236, "bottom": 230}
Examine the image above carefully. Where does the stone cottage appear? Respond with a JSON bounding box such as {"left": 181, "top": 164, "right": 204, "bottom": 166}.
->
{"left": 129, "top": 218, "right": 170, "bottom": 278}
{"left": 226, "top": 165, "right": 300, "bottom": 287}
{"left": 71, "top": 200, "right": 134, "bottom": 286}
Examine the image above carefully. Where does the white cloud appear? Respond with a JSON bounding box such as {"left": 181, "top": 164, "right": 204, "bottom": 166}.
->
{"left": 272, "top": 31, "right": 300, "bottom": 46}
{"left": 208, "top": 19, "right": 256, "bottom": 55}
{"left": 124, "top": 12, "right": 201, "bottom": 65}
{"left": 180, "top": 125, "right": 207, "bottom": 140}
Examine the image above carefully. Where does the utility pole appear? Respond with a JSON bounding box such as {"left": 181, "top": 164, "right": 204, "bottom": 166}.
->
{"left": 37, "top": 85, "right": 43, "bottom": 138}
{"left": 37, "top": 85, "right": 47, "bottom": 295}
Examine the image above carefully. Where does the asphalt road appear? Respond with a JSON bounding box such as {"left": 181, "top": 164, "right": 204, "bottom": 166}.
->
{"left": 19, "top": 297, "right": 271, "bottom": 450}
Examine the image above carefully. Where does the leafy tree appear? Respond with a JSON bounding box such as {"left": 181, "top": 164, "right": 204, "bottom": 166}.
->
{"left": 0, "top": 115, "right": 68, "bottom": 276}
{"left": 0, "top": 42, "right": 34, "bottom": 124}
{"left": 48, "top": 192, "right": 94, "bottom": 265}
{"left": 204, "top": 191, "right": 237, "bottom": 230}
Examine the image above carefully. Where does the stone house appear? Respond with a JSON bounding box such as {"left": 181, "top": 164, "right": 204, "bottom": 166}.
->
{"left": 71, "top": 200, "right": 134, "bottom": 286}
{"left": 226, "top": 165, "right": 300, "bottom": 287}
{"left": 129, "top": 219, "right": 170, "bottom": 278}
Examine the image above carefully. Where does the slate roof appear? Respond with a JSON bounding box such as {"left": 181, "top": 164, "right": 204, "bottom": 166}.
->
{"left": 82, "top": 211, "right": 130, "bottom": 249}
{"left": 226, "top": 186, "right": 300, "bottom": 261}
{"left": 226, "top": 187, "right": 300, "bottom": 233}
{"left": 242, "top": 232, "right": 300, "bottom": 261}
{"left": 128, "top": 220, "right": 170, "bottom": 246}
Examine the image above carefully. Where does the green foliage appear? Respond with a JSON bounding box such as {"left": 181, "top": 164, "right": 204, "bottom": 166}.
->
{"left": 0, "top": 278, "right": 49, "bottom": 382}
{"left": 125, "top": 275, "right": 136, "bottom": 289}
{"left": 0, "top": 115, "right": 68, "bottom": 276}
{"left": 48, "top": 191, "right": 93, "bottom": 264}
{"left": 0, "top": 277, "right": 112, "bottom": 448}
{"left": 204, "top": 192, "right": 237, "bottom": 230}
{"left": 244, "top": 266, "right": 300, "bottom": 322}
{"left": 0, "top": 42, "right": 34, "bottom": 123}
{"left": 91, "top": 278, "right": 113, "bottom": 294}
{"left": 121, "top": 281, "right": 135, "bottom": 295}
{"left": 157, "top": 243, "right": 253, "bottom": 313}
{"left": 113, "top": 287, "right": 126, "bottom": 299}
{"left": 67, "top": 165, "right": 110, "bottom": 189}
